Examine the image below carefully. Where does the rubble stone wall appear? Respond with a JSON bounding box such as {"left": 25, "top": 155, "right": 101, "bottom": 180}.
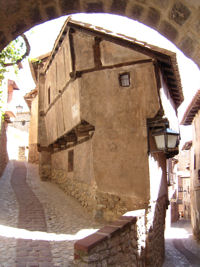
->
{"left": 28, "top": 143, "right": 39, "bottom": 164}
{"left": 74, "top": 214, "right": 146, "bottom": 267}
{"left": 146, "top": 195, "right": 167, "bottom": 267}
{"left": 51, "top": 168, "right": 96, "bottom": 213}
{"left": 74, "top": 202, "right": 166, "bottom": 267}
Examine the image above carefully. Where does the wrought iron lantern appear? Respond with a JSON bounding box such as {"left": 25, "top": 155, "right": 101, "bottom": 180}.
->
{"left": 152, "top": 128, "right": 180, "bottom": 151}
{"left": 147, "top": 119, "right": 180, "bottom": 158}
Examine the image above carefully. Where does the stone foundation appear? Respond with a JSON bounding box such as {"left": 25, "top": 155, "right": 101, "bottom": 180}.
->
{"left": 51, "top": 167, "right": 142, "bottom": 222}
{"left": 51, "top": 168, "right": 96, "bottom": 213}
{"left": 28, "top": 143, "right": 39, "bottom": 164}
{"left": 39, "top": 151, "right": 51, "bottom": 181}
{"left": 51, "top": 165, "right": 150, "bottom": 223}
{"left": 94, "top": 191, "right": 128, "bottom": 222}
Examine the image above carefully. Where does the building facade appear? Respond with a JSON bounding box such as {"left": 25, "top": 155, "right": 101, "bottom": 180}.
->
{"left": 24, "top": 88, "right": 39, "bottom": 163}
{"left": 166, "top": 157, "right": 179, "bottom": 224}
{"left": 177, "top": 141, "right": 192, "bottom": 219}
{"left": 182, "top": 90, "right": 200, "bottom": 240}
{"left": 31, "top": 18, "right": 183, "bottom": 266}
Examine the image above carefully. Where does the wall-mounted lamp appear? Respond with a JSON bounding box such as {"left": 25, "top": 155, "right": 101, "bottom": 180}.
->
{"left": 147, "top": 119, "right": 180, "bottom": 158}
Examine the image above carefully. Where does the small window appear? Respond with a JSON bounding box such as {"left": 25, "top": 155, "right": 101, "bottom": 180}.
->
{"left": 48, "top": 87, "right": 51, "bottom": 104}
{"left": 119, "top": 73, "right": 130, "bottom": 87}
{"left": 68, "top": 150, "right": 74, "bottom": 172}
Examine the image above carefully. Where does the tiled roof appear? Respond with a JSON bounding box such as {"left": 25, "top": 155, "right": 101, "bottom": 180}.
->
{"left": 181, "top": 89, "right": 200, "bottom": 125}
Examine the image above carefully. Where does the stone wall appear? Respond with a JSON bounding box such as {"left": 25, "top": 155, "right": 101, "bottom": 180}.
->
{"left": 94, "top": 191, "right": 128, "bottom": 222}
{"left": 74, "top": 214, "right": 146, "bottom": 266}
{"left": 28, "top": 143, "right": 39, "bottom": 164}
{"left": 145, "top": 195, "right": 167, "bottom": 267}
{"left": 51, "top": 168, "right": 96, "bottom": 213}
{"left": 0, "top": 121, "right": 8, "bottom": 177}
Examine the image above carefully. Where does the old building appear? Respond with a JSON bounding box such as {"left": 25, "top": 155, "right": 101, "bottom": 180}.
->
{"left": 30, "top": 18, "right": 183, "bottom": 266}
{"left": 0, "top": 80, "right": 19, "bottom": 175}
{"left": 7, "top": 80, "right": 30, "bottom": 161}
{"left": 25, "top": 53, "right": 50, "bottom": 164}
{"left": 181, "top": 90, "right": 200, "bottom": 240}
{"left": 7, "top": 105, "right": 30, "bottom": 161}
{"left": 177, "top": 141, "right": 192, "bottom": 219}
{"left": 0, "top": 79, "right": 30, "bottom": 164}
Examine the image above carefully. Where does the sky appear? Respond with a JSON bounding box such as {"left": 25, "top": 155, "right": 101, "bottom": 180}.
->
{"left": 9, "top": 13, "right": 200, "bottom": 145}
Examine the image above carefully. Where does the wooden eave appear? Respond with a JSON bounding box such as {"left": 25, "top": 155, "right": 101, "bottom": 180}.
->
{"left": 181, "top": 89, "right": 200, "bottom": 125}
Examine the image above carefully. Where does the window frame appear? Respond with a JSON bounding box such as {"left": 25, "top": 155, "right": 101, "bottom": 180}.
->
{"left": 119, "top": 72, "right": 131, "bottom": 87}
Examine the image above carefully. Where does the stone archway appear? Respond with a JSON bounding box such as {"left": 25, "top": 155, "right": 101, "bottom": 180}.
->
{"left": 0, "top": 0, "right": 199, "bottom": 67}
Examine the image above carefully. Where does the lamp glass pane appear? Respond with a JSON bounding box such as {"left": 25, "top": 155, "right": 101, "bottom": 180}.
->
{"left": 154, "top": 134, "right": 165, "bottom": 150}
{"left": 167, "top": 134, "right": 178, "bottom": 148}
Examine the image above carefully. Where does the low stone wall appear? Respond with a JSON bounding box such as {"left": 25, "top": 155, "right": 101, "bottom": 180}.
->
{"left": 74, "top": 213, "right": 146, "bottom": 266}
{"left": 74, "top": 198, "right": 167, "bottom": 267}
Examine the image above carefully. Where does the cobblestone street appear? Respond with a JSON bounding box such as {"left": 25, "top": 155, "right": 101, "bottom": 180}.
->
{"left": 0, "top": 161, "right": 103, "bottom": 266}
{"left": 1, "top": 160, "right": 200, "bottom": 266}
{"left": 163, "top": 220, "right": 200, "bottom": 267}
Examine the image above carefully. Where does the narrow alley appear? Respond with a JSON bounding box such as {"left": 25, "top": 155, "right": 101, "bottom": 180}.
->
{"left": 163, "top": 220, "right": 200, "bottom": 267}
{"left": 0, "top": 161, "right": 103, "bottom": 266}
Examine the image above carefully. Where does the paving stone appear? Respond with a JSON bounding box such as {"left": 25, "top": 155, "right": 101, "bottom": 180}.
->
{"left": 0, "top": 161, "right": 103, "bottom": 265}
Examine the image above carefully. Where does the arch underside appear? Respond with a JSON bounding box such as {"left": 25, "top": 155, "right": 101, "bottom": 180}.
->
{"left": 0, "top": 0, "right": 199, "bottom": 68}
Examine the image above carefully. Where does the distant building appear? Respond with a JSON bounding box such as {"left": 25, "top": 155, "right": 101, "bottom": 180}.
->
{"left": 7, "top": 106, "right": 30, "bottom": 161}
{"left": 181, "top": 90, "right": 200, "bottom": 239}
{"left": 30, "top": 18, "right": 183, "bottom": 266}
{"left": 167, "top": 157, "right": 179, "bottom": 224}
{"left": 0, "top": 79, "right": 30, "bottom": 169}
